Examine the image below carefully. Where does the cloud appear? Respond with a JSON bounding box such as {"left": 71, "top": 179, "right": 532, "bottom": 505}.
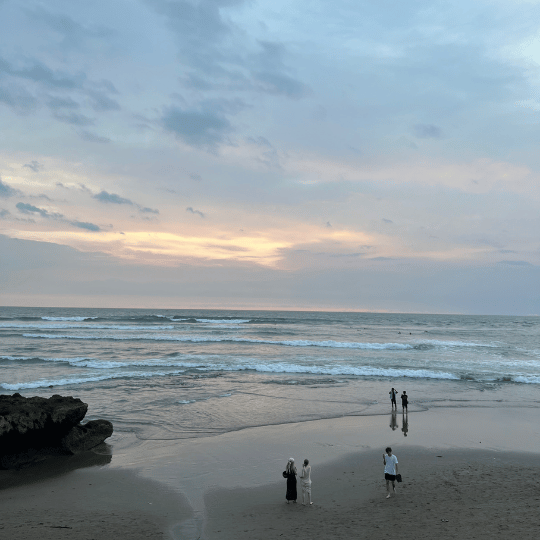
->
{"left": 78, "top": 130, "right": 111, "bottom": 143}
{"left": 47, "top": 96, "right": 80, "bottom": 110}
{"left": 326, "top": 221, "right": 332, "bottom": 228}
{"left": 23, "top": 160, "right": 42, "bottom": 172}
{"left": 162, "top": 107, "right": 232, "bottom": 149}
{"left": 71, "top": 220, "right": 101, "bottom": 232}
{"left": 16, "top": 202, "right": 63, "bottom": 219}
{"left": 93, "top": 191, "right": 133, "bottom": 205}
{"left": 53, "top": 111, "right": 94, "bottom": 126}
{"left": 499, "top": 260, "right": 533, "bottom": 266}
{"left": 0, "top": 208, "right": 10, "bottom": 218}
{"left": 0, "top": 177, "right": 21, "bottom": 197}
{"left": 186, "top": 206, "right": 205, "bottom": 218}
{"left": 86, "top": 89, "right": 121, "bottom": 112}
{"left": 92, "top": 189, "right": 158, "bottom": 214}
{"left": 24, "top": 6, "right": 114, "bottom": 50}
{"left": 253, "top": 72, "right": 310, "bottom": 99}
{"left": 190, "top": 173, "right": 202, "bottom": 182}
{"left": 140, "top": 207, "right": 159, "bottom": 214}
{"left": 382, "top": 218, "right": 394, "bottom": 224}
{"left": 0, "top": 84, "right": 37, "bottom": 112}
{"left": 413, "top": 124, "right": 442, "bottom": 139}
{"left": 0, "top": 55, "right": 82, "bottom": 89}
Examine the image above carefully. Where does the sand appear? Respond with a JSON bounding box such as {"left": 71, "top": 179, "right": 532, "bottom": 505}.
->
{"left": 0, "top": 453, "right": 192, "bottom": 540}
{"left": 2, "top": 407, "right": 540, "bottom": 539}
{"left": 204, "top": 448, "right": 540, "bottom": 539}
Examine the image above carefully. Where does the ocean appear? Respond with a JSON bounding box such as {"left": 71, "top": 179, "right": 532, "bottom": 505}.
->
{"left": 1, "top": 307, "right": 539, "bottom": 441}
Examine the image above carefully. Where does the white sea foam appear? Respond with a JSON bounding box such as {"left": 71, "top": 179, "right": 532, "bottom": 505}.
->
{"left": 219, "top": 362, "right": 461, "bottom": 380}
{"left": 41, "top": 316, "right": 98, "bottom": 321}
{"left": 513, "top": 375, "right": 540, "bottom": 384}
{"left": 2, "top": 323, "right": 175, "bottom": 330}
{"left": 195, "top": 319, "right": 250, "bottom": 324}
{"left": 415, "top": 339, "right": 497, "bottom": 348}
{"left": 21, "top": 333, "right": 413, "bottom": 350}
{"left": 178, "top": 399, "right": 196, "bottom": 404}
{"left": 1, "top": 368, "right": 187, "bottom": 390}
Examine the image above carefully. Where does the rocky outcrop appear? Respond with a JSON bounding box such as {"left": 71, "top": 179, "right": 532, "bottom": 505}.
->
{"left": 61, "top": 419, "right": 114, "bottom": 453}
{"left": 0, "top": 393, "right": 113, "bottom": 469}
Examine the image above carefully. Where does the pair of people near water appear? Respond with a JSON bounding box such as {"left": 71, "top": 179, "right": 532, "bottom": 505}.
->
{"left": 389, "top": 388, "right": 408, "bottom": 410}
{"left": 284, "top": 458, "right": 312, "bottom": 505}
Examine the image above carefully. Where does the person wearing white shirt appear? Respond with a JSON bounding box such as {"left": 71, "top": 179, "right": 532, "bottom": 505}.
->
{"left": 383, "top": 447, "right": 399, "bottom": 499}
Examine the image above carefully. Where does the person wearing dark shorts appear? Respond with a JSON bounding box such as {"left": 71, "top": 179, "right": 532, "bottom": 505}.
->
{"left": 389, "top": 388, "right": 398, "bottom": 409}
{"left": 401, "top": 391, "right": 408, "bottom": 411}
{"left": 383, "top": 447, "right": 399, "bottom": 498}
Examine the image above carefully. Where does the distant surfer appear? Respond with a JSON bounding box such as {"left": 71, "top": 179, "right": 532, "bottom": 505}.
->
{"left": 389, "top": 387, "right": 398, "bottom": 409}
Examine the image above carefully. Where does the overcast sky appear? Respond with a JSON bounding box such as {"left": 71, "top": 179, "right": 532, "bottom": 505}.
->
{"left": 1, "top": 0, "right": 540, "bottom": 314}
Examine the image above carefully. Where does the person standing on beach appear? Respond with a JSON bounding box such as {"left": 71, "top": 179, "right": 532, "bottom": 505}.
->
{"left": 383, "top": 447, "right": 399, "bottom": 499}
{"left": 401, "top": 391, "right": 408, "bottom": 412}
{"left": 299, "top": 459, "right": 312, "bottom": 506}
{"left": 284, "top": 458, "right": 297, "bottom": 503}
{"left": 389, "top": 388, "right": 398, "bottom": 409}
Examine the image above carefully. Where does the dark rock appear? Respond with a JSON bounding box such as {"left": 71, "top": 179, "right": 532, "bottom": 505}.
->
{"left": 61, "top": 419, "right": 114, "bottom": 453}
{"left": 0, "top": 394, "right": 113, "bottom": 469}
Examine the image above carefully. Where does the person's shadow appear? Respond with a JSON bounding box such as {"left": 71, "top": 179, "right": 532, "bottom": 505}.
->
{"left": 401, "top": 411, "right": 409, "bottom": 437}
{"left": 390, "top": 410, "right": 398, "bottom": 431}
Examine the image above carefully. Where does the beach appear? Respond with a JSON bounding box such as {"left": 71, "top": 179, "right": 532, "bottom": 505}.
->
{"left": 2, "top": 405, "right": 540, "bottom": 539}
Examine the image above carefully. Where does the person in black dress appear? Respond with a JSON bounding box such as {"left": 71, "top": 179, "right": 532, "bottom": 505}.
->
{"left": 284, "top": 458, "right": 297, "bottom": 503}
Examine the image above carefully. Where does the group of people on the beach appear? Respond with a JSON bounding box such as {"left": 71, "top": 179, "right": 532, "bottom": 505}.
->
{"left": 389, "top": 388, "right": 408, "bottom": 410}
{"left": 283, "top": 447, "right": 400, "bottom": 505}
{"left": 283, "top": 388, "right": 407, "bottom": 505}
{"left": 283, "top": 458, "right": 312, "bottom": 505}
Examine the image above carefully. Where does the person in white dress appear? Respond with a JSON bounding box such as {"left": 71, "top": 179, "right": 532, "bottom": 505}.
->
{"left": 299, "top": 458, "right": 313, "bottom": 505}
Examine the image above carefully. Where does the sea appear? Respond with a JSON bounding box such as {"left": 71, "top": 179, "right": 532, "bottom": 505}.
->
{"left": 1, "top": 307, "right": 539, "bottom": 442}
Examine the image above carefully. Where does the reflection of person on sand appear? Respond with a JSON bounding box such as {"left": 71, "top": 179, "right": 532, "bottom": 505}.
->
{"left": 299, "top": 459, "right": 313, "bottom": 506}
{"left": 390, "top": 409, "right": 398, "bottom": 431}
{"left": 401, "top": 391, "right": 408, "bottom": 411}
{"left": 383, "top": 447, "right": 399, "bottom": 499}
{"left": 389, "top": 387, "right": 398, "bottom": 409}
{"left": 284, "top": 458, "right": 297, "bottom": 504}
{"left": 401, "top": 411, "right": 408, "bottom": 437}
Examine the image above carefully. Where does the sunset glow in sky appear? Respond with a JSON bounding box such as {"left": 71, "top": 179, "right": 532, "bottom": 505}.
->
{"left": 1, "top": 0, "right": 540, "bottom": 313}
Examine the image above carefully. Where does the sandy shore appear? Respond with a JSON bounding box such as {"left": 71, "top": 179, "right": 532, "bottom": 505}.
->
{"left": 2, "top": 406, "right": 540, "bottom": 539}
{"left": 204, "top": 447, "right": 540, "bottom": 539}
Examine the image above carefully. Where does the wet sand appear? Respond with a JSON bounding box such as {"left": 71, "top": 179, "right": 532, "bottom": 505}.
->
{"left": 2, "top": 406, "right": 540, "bottom": 539}
{"left": 0, "top": 455, "right": 192, "bottom": 540}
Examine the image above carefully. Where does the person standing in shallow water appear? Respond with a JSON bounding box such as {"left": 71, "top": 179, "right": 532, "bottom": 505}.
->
{"left": 284, "top": 458, "right": 297, "bottom": 503}
{"left": 299, "top": 459, "right": 312, "bottom": 505}
{"left": 383, "top": 447, "right": 399, "bottom": 499}
{"left": 389, "top": 388, "right": 398, "bottom": 409}
{"left": 401, "top": 391, "right": 408, "bottom": 412}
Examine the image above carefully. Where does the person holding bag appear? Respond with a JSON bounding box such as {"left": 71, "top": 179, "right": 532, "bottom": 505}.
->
{"left": 283, "top": 458, "right": 297, "bottom": 503}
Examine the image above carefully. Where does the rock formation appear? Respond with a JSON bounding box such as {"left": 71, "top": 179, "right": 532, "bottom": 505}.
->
{"left": 0, "top": 393, "right": 113, "bottom": 469}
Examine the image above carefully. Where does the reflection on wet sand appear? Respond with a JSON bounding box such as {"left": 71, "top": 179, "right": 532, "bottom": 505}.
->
{"left": 0, "top": 444, "right": 112, "bottom": 491}
{"left": 390, "top": 410, "right": 398, "bottom": 431}
{"left": 402, "top": 411, "right": 408, "bottom": 437}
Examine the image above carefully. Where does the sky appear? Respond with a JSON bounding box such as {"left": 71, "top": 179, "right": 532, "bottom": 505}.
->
{"left": 1, "top": 0, "right": 540, "bottom": 314}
